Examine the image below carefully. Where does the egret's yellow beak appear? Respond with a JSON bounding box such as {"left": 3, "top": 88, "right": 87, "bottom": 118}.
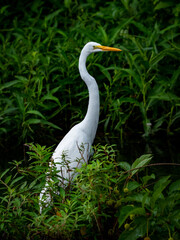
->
{"left": 95, "top": 45, "right": 122, "bottom": 51}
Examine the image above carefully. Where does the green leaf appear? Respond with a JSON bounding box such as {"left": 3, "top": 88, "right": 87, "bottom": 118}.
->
{"left": 41, "top": 94, "right": 61, "bottom": 105}
{"left": 29, "top": 179, "right": 37, "bottom": 189}
{"left": 5, "top": 175, "right": 12, "bottom": 184}
{"left": 118, "top": 218, "right": 146, "bottom": 240}
{"left": 98, "top": 26, "right": 108, "bottom": 44}
{"left": 57, "top": 30, "right": 68, "bottom": 39}
{"left": 142, "top": 174, "right": 156, "bottom": 186}
{"left": 110, "top": 17, "right": 133, "bottom": 42}
{"left": 10, "top": 176, "right": 24, "bottom": 187}
{"left": 20, "top": 181, "right": 27, "bottom": 190}
{"left": 121, "top": 69, "right": 143, "bottom": 89}
{"left": 127, "top": 181, "right": 140, "bottom": 191}
{"left": 154, "top": 2, "right": 174, "bottom": 10}
{"left": 64, "top": 0, "right": 71, "bottom": 9}
{"left": 119, "top": 97, "right": 139, "bottom": 105}
{"left": 41, "top": 120, "right": 62, "bottom": 130}
{"left": 0, "top": 168, "right": 10, "bottom": 179}
{"left": 93, "top": 63, "right": 112, "bottom": 82}
{"left": 169, "top": 179, "right": 180, "bottom": 194}
{"left": 26, "top": 110, "right": 46, "bottom": 120}
{"left": 117, "top": 205, "right": 145, "bottom": 228}
{"left": 0, "top": 196, "right": 8, "bottom": 203}
{"left": 169, "top": 209, "right": 180, "bottom": 229}
{"left": 0, "top": 5, "right": 9, "bottom": 14}
{"left": 25, "top": 119, "right": 42, "bottom": 125}
{"left": 149, "top": 48, "right": 177, "bottom": 69}
{"left": 0, "top": 80, "right": 20, "bottom": 91}
{"left": 151, "top": 176, "right": 171, "bottom": 208}
{"left": 118, "top": 162, "right": 131, "bottom": 171}
{"left": 150, "top": 92, "right": 180, "bottom": 101}
{"left": 15, "top": 94, "right": 25, "bottom": 114}
{"left": 45, "top": 9, "right": 63, "bottom": 22}
{"left": 131, "top": 154, "right": 152, "bottom": 176}
{"left": 15, "top": 75, "right": 28, "bottom": 83}
{"left": 60, "top": 187, "right": 65, "bottom": 198}
{"left": 122, "top": 193, "right": 150, "bottom": 207}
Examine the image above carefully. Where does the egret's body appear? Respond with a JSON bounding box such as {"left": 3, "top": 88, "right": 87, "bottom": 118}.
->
{"left": 40, "top": 42, "right": 121, "bottom": 211}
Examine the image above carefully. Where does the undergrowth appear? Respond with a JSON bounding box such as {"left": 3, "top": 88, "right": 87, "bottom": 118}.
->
{"left": 0, "top": 144, "right": 180, "bottom": 240}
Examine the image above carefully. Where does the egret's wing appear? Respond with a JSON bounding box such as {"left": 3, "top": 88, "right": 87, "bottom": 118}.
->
{"left": 51, "top": 125, "right": 91, "bottom": 183}
{"left": 39, "top": 125, "right": 92, "bottom": 213}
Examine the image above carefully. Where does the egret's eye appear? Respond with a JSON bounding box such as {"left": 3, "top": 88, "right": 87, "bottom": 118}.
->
{"left": 93, "top": 46, "right": 101, "bottom": 50}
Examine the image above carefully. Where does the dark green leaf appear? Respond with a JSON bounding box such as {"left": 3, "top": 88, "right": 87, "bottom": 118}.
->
{"left": 117, "top": 205, "right": 145, "bottom": 228}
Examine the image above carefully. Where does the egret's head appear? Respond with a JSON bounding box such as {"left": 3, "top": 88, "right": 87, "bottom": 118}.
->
{"left": 79, "top": 42, "right": 122, "bottom": 80}
{"left": 83, "top": 42, "right": 122, "bottom": 54}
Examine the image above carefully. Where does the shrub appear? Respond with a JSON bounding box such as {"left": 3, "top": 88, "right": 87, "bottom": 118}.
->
{"left": 0, "top": 144, "right": 180, "bottom": 239}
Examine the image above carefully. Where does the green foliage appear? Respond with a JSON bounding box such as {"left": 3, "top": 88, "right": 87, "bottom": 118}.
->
{"left": 0, "top": 143, "right": 179, "bottom": 239}
{"left": 0, "top": 2, "right": 179, "bottom": 238}
{"left": 0, "top": 0, "right": 180, "bottom": 149}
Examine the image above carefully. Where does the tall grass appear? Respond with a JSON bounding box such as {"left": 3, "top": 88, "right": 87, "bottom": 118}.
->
{"left": 0, "top": 0, "right": 180, "bottom": 155}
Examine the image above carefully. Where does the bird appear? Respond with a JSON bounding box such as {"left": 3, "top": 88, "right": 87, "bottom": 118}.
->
{"left": 39, "top": 42, "right": 121, "bottom": 211}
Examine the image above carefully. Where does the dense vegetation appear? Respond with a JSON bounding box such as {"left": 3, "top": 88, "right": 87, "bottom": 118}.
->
{"left": 0, "top": 0, "right": 180, "bottom": 153}
{"left": 0, "top": 0, "right": 180, "bottom": 239}
{"left": 0, "top": 144, "right": 180, "bottom": 240}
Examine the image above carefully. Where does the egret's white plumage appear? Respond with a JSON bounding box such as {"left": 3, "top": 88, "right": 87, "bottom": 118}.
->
{"left": 39, "top": 42, "right": 121, "bottom": 211}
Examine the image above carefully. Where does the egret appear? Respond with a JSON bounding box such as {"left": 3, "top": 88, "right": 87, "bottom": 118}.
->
{"left": 40, "top": 42, "right": 121, "bottom": 211}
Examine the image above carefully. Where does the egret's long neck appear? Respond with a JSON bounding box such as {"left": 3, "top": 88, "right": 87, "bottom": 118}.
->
{"left": 78, "top": 51, "right": 100, "bottom": 144}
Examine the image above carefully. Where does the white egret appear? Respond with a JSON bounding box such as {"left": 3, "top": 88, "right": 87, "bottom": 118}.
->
{"left": 40, "top": 42, "right": 121, "bottom": 211}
